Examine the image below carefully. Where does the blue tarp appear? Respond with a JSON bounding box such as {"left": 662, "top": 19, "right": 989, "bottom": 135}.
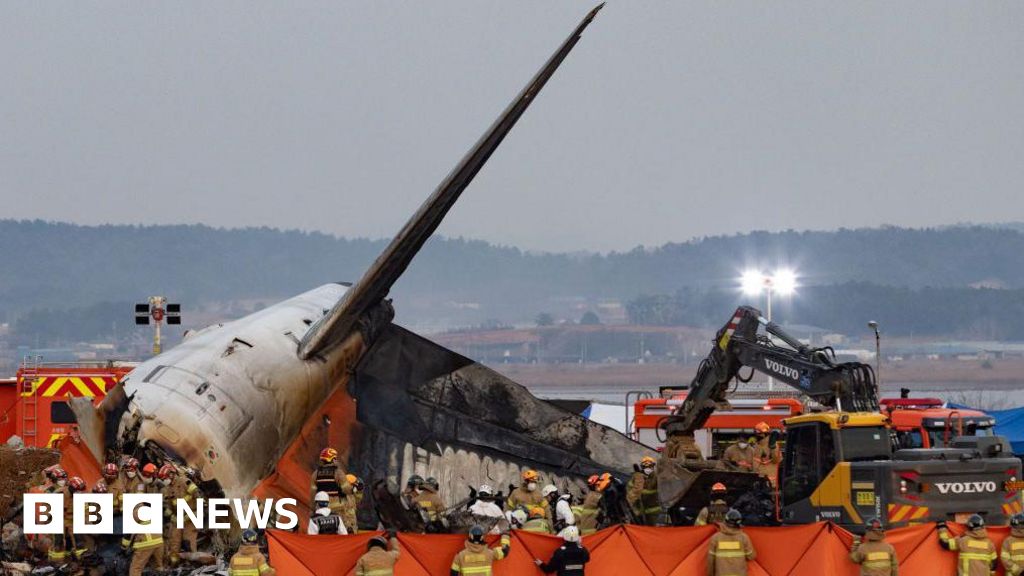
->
{"left": 949, "top": 403, "right": 1024, "bottom": 456}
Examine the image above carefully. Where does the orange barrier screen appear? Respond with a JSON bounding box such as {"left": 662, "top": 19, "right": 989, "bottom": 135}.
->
{"left": 267, "top": 522, "right": 1014, "bottom": 575}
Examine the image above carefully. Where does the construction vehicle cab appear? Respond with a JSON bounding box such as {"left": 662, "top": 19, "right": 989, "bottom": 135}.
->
{"left": 881, "top": 397, "right": 995, "bottom": 449}
{"left": 779, "top": 412, "right": 893, "bottom": 525}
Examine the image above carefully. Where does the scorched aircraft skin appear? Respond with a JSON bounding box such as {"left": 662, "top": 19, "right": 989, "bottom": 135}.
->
{"left": 70, "top": 4, "right": 654, "bottom": 510}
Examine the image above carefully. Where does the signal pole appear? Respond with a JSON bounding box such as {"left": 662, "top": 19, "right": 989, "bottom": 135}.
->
{"left": 135, "top": 297, "right": 181, "bottom": 356}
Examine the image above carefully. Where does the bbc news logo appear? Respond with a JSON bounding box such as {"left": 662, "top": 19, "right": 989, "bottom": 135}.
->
{"left": 23, "top": 495, "right": 298, "bottom": 534}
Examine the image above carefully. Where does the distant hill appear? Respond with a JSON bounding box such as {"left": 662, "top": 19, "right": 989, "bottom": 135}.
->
{"left": 2, "top": 220, "right": 1024, "bottom": 341}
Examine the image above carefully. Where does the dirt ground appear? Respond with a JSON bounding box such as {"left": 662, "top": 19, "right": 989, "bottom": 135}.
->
{"left": 0, "top": 445, "right": 60, "bottom": 521}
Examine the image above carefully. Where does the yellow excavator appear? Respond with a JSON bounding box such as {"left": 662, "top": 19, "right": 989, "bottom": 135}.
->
{"left": 657, "top": 306, "right": 1022, "bottom": 530}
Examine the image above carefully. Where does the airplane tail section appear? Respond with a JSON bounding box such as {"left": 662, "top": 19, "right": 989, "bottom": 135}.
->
{"left": 298, "top": 4, "right": 604, "bottom": 360}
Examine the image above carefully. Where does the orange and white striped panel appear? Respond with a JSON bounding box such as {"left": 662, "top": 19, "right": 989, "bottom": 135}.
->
{"left": 1002, "top": 499, "right": 1023, "bottom": 516}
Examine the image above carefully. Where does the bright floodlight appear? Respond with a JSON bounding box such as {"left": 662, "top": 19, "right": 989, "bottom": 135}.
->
{"left": 741, "top": 270, "right": 765, "bottom": 295}
{"left": 772, "top": 269, "right": 797, "bottom": 295}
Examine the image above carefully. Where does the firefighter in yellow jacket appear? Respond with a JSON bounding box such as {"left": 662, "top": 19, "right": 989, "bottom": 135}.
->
{"left": 938, "top": 515, "right": 997, "bottom": 576}
{"left": 695, "top": 483, "right": 730, "bottom": 527}
{"left": 340, "top": 474, "right": 365, "bottom": 534}
{"left": 627, "top": 456, "right": 661, "bottom": 525}
{"left": 159, "top": 463, "right": 199, "bottom": 565}
{"left": 122, "top": 530, "right": 165, "bottom": 576}
{"left": 450, "top": 524, "right": 510, "bottom": 576}
{"left": 574, "top": 473, "right": 610, "bottom": 535}
{"left": 706, "top": 509, "right": 756, "bottom": 576}
{"left": 355, "top": 532, "right": 401, "bottom": 576}
{"left": 228, "top": 529, "right": 276, "bottom": 576}
{"left": 1002, "top": 514, "right": 1024, "bottom": 576}
{"left": 311, "top": 447, "right": 352, "bottom": 515}
{"left": 849, "top": 517, "right": 898, "bottom": 576}
{"left": 507, "top": 470, "right": 548, "bottom": 517}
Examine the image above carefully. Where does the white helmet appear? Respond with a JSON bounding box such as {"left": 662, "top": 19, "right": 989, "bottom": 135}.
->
{"left": 511, "top": 509, "right": 528, "bottom": 525}
{"left": 478, "top": 484, "right": 493, "bottom": 497}
{"left": 542, "top": 484, "right": 558, "bottom": 498}
{"left": 314, "top": 491, "right": 330, "bottom": 506}
{"left": 561, "top": 526, "right": 581, "bottom": 543}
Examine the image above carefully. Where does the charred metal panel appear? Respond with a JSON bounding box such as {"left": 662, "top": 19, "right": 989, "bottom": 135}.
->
{"left": 350, "top": 324, "right": 653, "bottom": 489}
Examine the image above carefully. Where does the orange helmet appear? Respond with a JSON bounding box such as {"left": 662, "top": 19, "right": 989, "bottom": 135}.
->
{"left": 319, "top": 447, "right": 338, "bottom": 464}
{"left": 522, "top": 470, "right": 539, "bottom": 483}
{"left": 711, "top": 482, "right": 727, "bottom": 494}
{"left": 141, "top": 463, "right": 158, "bottom": 478}
{"left": 640, "top": 456, "right": 657, "bottom": 467}
{"left": 528, "top": 506, "right": 546, "bottom": 520}
{"left": 596, "top": 473, "right": 612, "bottom": 491}
{"left": 754, "top": 422, "right": 771, "bottom": 434}
{"left": 157, "top": 464, "right": 177, "bottom": 480}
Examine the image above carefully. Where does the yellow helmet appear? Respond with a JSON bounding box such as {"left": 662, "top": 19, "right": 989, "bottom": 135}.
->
{"left": 346, "top": 473, "right": 358, "bottom": 484}
{"left": 528, "top": 506, "right": 546, "bottom": 519}
{"left": 640, "top": 456, "right": 657, "bottom": 467}
{"left": 522, "top": 469, "right": 540, "bottom": 482}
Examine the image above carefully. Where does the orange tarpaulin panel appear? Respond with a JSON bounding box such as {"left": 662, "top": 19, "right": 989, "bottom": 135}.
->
{"left": 266, "top": 522, "right": 1018, "bottom": 575}
{"left": 587, "top": 526, "right": 657, "bottom": 576}
{"left": 624, "top": 524, "right": 713, "bottom": 575}
{"left": 394, "top": 532, "right": 468, "bottom": 576}
{"left": 499, "top": 529, "right": 565, "bottom": 575}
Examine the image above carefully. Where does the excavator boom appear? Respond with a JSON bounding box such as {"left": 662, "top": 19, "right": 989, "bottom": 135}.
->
{"left": 665, "top": 306, "right": 879, "bottom": 438}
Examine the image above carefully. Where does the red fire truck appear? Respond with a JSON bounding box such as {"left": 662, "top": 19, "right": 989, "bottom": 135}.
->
{"left": 882, "top": 396, "right": 996, "bottom": 449}
{"left": 631, "top": 387, "right": 804, "bottom": 457}
{"left": 0, "top": 360, "right": 134, "bottom": 448}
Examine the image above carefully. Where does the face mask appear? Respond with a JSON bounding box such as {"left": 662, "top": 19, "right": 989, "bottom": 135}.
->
{"left": 142, "top": 477, "right": 153, "bottom": 485}
{"left": 57, "top": 480, "right": 67, "bottom": 488}
{"left": 642, "top": 467, "right": 654, "bottom": 476}
{"left": 738, "top": 442, "right": 748, "bottom": 449}
{"left": 161, "top": 479, "right": 171, "bottom": 487}
{"left": 526, "top": 482, "right": 537, "bottom": 492}
{"left": 127, "top": 471, "right": 137, "bottom": 479}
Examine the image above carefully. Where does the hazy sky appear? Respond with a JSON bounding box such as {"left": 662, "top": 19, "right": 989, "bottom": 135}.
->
{"left": 2, "top": 2, "right": 1022, "bottom": 252}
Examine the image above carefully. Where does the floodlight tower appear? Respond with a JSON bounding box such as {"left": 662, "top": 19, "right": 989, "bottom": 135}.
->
{"left": 741, "top": 269, "right": 798, "bottom": 390}
{"left": 135, "top": 296, "right": 181, "bottom": 355}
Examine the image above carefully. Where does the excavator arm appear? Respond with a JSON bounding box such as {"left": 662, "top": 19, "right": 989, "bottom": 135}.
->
{"left": 664, "top": 306, "right": 879, "bottom": 438}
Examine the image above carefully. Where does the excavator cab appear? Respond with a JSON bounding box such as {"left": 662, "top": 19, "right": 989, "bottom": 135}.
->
{"left": 778, "top": 413, "right": 892, "bottom": 525}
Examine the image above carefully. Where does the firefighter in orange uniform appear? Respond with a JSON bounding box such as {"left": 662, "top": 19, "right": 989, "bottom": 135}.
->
{"left": 706, "top": 509, "right": 755, "bottom": 576}
{"left": 938, "top": 515, "right": 997, "bottom": 576}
